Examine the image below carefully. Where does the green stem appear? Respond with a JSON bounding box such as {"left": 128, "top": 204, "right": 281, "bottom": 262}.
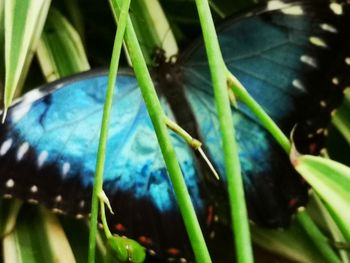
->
{"left": 88, "top": 0, "right": 130, "bottom": 262}
{"left": 193, "top": 0, "right": 253, "bottom": 262}
{"left": 297, "top": 209, "right": 342, "bottom": 263}
{"left": 165, "top": 118, "right": 220, "bottom": 180}
{"left": 332, "top": 88, "right": 350, "bottom": 145}
{"left": 109, "top": 1, "right": 211, "bottom": 262}
{"left": 99, "top": 197, "right": 112, "bottom": 239}
{"left": 227, "top": 71, "right": 291, "bottom": 153}
{"left": 165, "top": 117, "right": 202, "bottom": 149}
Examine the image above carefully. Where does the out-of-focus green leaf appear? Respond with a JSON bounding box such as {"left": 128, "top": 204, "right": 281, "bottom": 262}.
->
{"left": 129, "top": 0, "right": 178, "bottom": 64}
{"left": 332, "top": 88, "right": 350, "bottom": 145}
{"left": 0, "top": 0, "right": 5, "bottom": 91}
{"left": 3, "top": 205, "right": 75, "bottom": 263}
{"left": 294, "top": 155, "right": 350, "bottom": 243}
{"left": 36, "top": 8, "right": 90, "bottom": 82}
{"left": 296, "top": 210, "right": 341, "bottom": 263}
{"left": 309, "top": 193, "right": 350, "bottom": 263}
{"left": 3, "top": 0, "right": 51, "bottom": 115}
{"left": 39, "top": 208, "right": 76, "bottom": 262}
{"left": 0, "top": 198, "right": 22, "bottom": 237}
{"left": 60, "top": 218, "right": 108, "bottom": 263}
{"left": 63, "top": 0, "right": 85, "bottom": 45}
{"left": 252, "top": 220, "right": 328, "bottom": 263}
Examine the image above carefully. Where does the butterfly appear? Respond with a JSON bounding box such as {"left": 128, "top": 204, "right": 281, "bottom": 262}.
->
{"left": 0, "top": 0, "right": 349, "bottom": 262}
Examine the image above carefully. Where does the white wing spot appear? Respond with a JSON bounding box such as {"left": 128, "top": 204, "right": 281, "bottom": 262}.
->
{"left": 179, "top": 258, "right": 187, "bottom": 263}
{"left": 332, "top": 77, "right": 340, "bottom": 85}
{"left": 62, "top": 162, "right": 70, "bottom": 177}
{"left": 30, "top": 185, "right": 38, "bottom": 193}
{"left": 329, "top": 3, "right": 343, "bottom": 15}
{"left": 309, "top": 36, "right": 328, "bottom": 48}
{"left": 75, "top": 214, "right": 84, "bottom": 219}
{"left": 0, "top": 138, "right": 13, "bottom": 156}
{"left": 37, "top": 150, "right": 49, "bottom": 168}
{"left": 281, "top": 5, "right": 303, "bottom": 15}
{"left": 55, "top": 195, "right": 62, "bottom": 202}
{"left": 11, "top": 104, "right": 32, "bottom": 123}
{"left": 28, "top": 199, "right": 38, "bottom": 204}
{"left": 165, "top": 73, "right": 172, "bottom": 81}
{"left": 320, "top": 23, "right": 338, "bottom": 33}
{"left": 300, "top": 55, "right": 318, "bottom": 68}
{"left": 148, "top": 249, "right": 156, "bottom": 256}
{"left": 267, "top": 1, "right": 287, "bottom": 11}
{"left": 6, "top": 179, "right": 15, "bottom": 188}
{"left": 17, "top": 142, "right": 29, "bottom": 161}
{"left": 52, "top": 208, "right": 64, "bottom": 214}
{"left": 209, "top": 231, "right": 216, "bottom": 239}
{"left": 292, "top": 79, "right": 306, "bottom": 92}
{"left": 320, "top": 100, "right": 327, "bottom": 107}
{"left": 316, "top": 128, "right": 325, "bottom": 134}
{"left": 345, "top": 57, "right": 350, "bottom": 65}
{"left": 3, "top": 194, "right": 13, "bottom": 199}
{"left": 79, "top": 200, "right": 85, "bottom": 208}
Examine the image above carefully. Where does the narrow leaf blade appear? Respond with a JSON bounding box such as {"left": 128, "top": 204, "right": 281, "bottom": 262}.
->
{"left": 3, "top": 0, "right": 51, "bottom": 113}
{"left": 294, "top": 155, "right": 350, "bottom": 242}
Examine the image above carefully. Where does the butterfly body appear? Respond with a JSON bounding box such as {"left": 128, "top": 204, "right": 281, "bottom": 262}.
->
{"left": 1, "top": 0, "right": 350, "bottom": 262}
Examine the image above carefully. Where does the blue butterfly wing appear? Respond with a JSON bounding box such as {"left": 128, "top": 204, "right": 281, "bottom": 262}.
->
{"left": 0, "top": 1, "right": 349, "bottom": 262}
{"left": 183, "top": 1, "right": 349, "bottom": 130}
{"left": 0, "top": 71, "right": 208, "bottom": 260}
{"left": 175, "top": 0, "right": 349, "bottom": 225}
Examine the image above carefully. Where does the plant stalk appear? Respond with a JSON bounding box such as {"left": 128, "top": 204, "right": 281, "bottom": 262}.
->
{"left": 227, "top": 71, "right": 290, "bottom": 153}
{"left": 193, "top": 0, "right": 253, "bottom": 262}
{"left": 88, "top": 0, "right": 130, "bottom": 261}
{"left": 109, "top": 0, "right": 212, "bottom": 262}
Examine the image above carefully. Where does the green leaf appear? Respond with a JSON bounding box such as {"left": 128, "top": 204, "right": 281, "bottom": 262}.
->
{"left": 62, "top": 0, "right": 86, "bottom": 45}
{"left": 36, "top": 8, "right": 90, "bottom": 82}
{"left": 3, "top": 4, "right": 92, "bottom": 263}
{"left": 3, "top": 205, "right": 75, "bottom": 263}
{"left": 107, "top": 235, "right": 146, "bottom": 263}
{"left": 0, "top": 0, "right": 5, "bottom": 88}
{"left": 0, "top": 198, "right": 22, "bottom": 237}
{"left": 3, "top": 0, "right": 51, "bottom": 115}
{"left": 129, "top": 0, "right": 178, "bottom": 64}
{"left": 294, "top": 155, "right": 350, "bottom": 243}
{"left": 252, "top": 220, "right": 328, "bottom": 263}
{"left": 332, "top": 88, "right": 350, "bottom": 145}
{"left": 59, "top": 217, "right": 108, "bottom": 263}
